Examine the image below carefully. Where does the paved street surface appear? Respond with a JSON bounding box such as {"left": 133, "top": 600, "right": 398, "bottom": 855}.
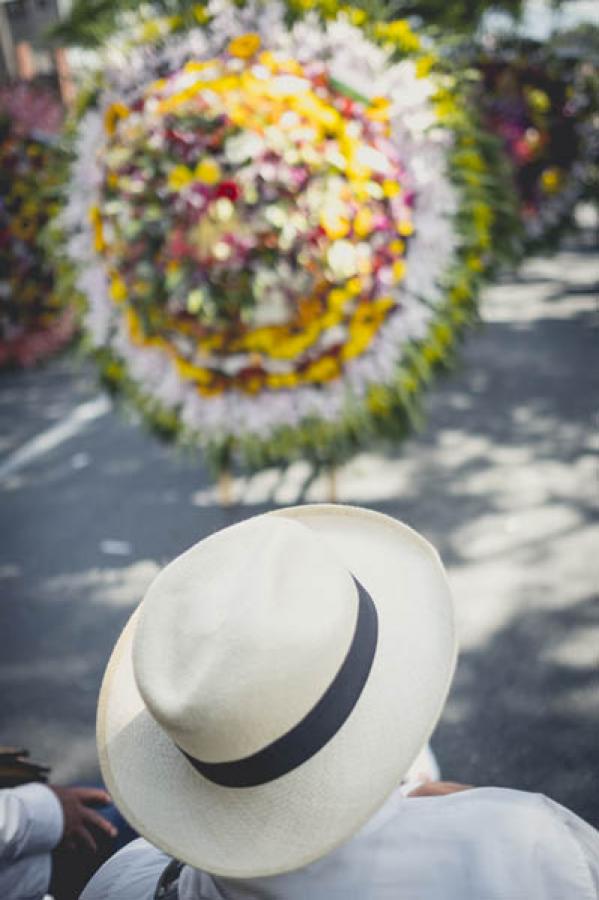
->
{"left": 1, "top": 225, "right": 597, "bottom": 826}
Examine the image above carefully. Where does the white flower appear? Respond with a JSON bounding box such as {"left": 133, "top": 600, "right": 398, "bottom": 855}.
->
{"left": 225, "top": 131, "right": 265, "bottom": 164}
{"left": 327, "top": 240, "right": 358, "bottom": 280}
{"left": 356, "top": 145, "right": 392, "bottom": 176}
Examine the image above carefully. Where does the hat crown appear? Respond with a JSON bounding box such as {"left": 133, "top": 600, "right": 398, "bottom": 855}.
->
{"left": 132, "top": 516, "right": 358, "bottom": 763}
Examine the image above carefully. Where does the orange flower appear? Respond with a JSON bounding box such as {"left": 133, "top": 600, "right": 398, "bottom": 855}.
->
{"left": 227, "top": 33, "right": 261, "bottom": 59}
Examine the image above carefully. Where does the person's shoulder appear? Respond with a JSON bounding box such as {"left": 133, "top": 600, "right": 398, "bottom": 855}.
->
{"left": 412, "top": 786, "right": 571, "bottom": 821}
{"left": 448, "top": 786, "right": 553, "bottom": 807}
{"left": 400, "top": 786, "right": 596, "bottom": 850}
{"left": 370, "top": 786, "right": 568, "bottom": 842}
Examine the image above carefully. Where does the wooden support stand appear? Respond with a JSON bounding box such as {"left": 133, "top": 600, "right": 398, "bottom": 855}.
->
{"left": 327, "top": 467, "right": 338, "bottom": 503}
{"left": 217, "top": 468, "right": 233, "bottom": 507}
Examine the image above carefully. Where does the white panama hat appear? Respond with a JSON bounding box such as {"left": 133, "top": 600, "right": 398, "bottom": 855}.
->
{"left": 97, "top": 504, "right": 457, "bottom": 877}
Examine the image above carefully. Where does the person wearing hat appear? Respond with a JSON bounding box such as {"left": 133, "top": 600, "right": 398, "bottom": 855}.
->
{"left": 81, "top": 505, "right": 599, "bottom": 900}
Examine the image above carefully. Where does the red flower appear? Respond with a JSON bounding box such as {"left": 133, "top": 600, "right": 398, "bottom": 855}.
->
{"left": 215, "top": 180, "right": 240, "bottom": 202}
{"left": 340, "top": 98, "right": 355, "bottom": 117}
{"left": 169, "top": 230, "right": 190, "bottom": 258}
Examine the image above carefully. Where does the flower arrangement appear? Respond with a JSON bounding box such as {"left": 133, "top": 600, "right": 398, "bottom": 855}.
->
{"left": 475, "top": 39, "right": 593, "bottom": 246}
{"left": 549, "top": 26, "right": 599, "bottom": 212}
{"left": 0, "top": 82, "right": 74, "bottom": 369}
{"left": 57, "top": 0, "right": 501, "bottom": 472}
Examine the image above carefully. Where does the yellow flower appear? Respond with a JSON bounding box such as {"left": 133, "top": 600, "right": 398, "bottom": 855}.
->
{"left": 318, "top": 0, "right": 341, "bottom": 18}
{"left": 268, "top": 372, "right": 298, "bottom": 390}
{"left": 450, "top": 279, "right": 470, "bottom": 305}
{"left": 366, "top": 96, "right": 391, "bottom": 122}
{"left": 423, "top": 342, "right": 442, "bottom": 365}
{"left": 110, "top": 274, "right": 127, "bottom": 304}
{"left": 375, "top": 20, "right": 421, "bottom": 53}
{"left": 168, "top": 165, "right": 194, "bottom": 192}
{"left": 397, "top": 219, "right": 414, "bottom": 237}
{"left": 104, "top": 360, "right": 124, "bottom": 382}
{"left": 228, "top": 33, "right": 261, "bottom": 59}
{"left": 353, "top": 207, "right": 373, "bottom": 238}
{"left": 148, "top": 77, "right": 168, "bottom": 94}
{"left": 389, "top": 239, "right": 405, "bottom": 254}
{"left": 240, "top": 373, "right": 266, "bottom": 395}
{"left": 346, "top": 276, "right": 362, "bottom": 296}
{"left": 344, "top": 325, "right": 374, "bottom": 360}
{"left": 392, "top": 259, "right": 406, "bottom": 282}
{"left": 540, "top": 167, "right": 562, "bottom": 194}
{"left": 175, "top": 357, "right": 213, "bottom": 388}
{"left": 433, "top": 321, "right": 453, "bottom": 348}
{"left": 466, "top": 255, "right": 483, "bottom": 272}
{"left": 89, "top": 206, "right": 105, "bottom": 253}
{"left": 525, "top": 87, "right": 550, "bottom": 114}
{"left": 346, "top": 7, "right": 366, "bottom": 25}
{"left": 457, "top": 150, "right": 485, "bottom": 173}
{"left": 140, "top": 20, "right": 163, "bottom": 43}
{"left": 473, "top": 202, "right": 492, "bottom": 229}
{"left": 195, "top": 158, "right": 221, "bottom": 185}
{"left": 465, "top": 172, "right": 481, "bottom": 187}
{"left": 193, "top": 5, "right": 209, "bottom": 24}
{"left": 321, "top": 208, "right": 351, "bottom": 240}
{"left": 434, "top": 90, "right": 459, "bottom": 122}
{"left": 305, "top": 355, "right": 341, "bottom": 383}
{"left": 104, "top": 102, "right": 129, "bottom": 136}
{"left": 382, "top": 179, "right": 401, "bottom": 198}
{"left": 415, "top": 54, "right": 437, "bottom": 79}
{"left": 182, "top": 61, "right": 210, "bottom": 77}
{"left": 328, "top": 288, "right": 350, "bottom": 311}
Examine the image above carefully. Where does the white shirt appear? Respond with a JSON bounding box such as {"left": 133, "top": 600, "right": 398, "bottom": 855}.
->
{"left": 0, "top": 783, "right": 64, "bottom": 900}
{"left": 82, "top": 787, "right": 599, "bottom": 900}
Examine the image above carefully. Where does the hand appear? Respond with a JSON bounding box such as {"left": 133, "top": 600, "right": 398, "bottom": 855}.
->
{"left": 50, "top": 786, "right": 118, "bottom": 853}
{"left": 409, "top": 781, "right": 473, "bottom": 798}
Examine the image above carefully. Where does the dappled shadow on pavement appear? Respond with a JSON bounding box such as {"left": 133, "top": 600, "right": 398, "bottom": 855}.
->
{"left": 435, "top": 594, "right": 599, "bottom": 828}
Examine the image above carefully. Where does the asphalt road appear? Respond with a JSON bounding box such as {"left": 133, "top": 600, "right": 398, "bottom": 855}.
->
{"left": 1, "top": 226, "right": 597, "bottom": 826}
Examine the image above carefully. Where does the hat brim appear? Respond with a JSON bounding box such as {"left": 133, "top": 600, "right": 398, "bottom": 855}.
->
{"left": 97, "top": 504, "right": 456, "bottom": 877}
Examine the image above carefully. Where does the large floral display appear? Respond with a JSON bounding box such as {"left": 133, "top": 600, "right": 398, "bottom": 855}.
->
{"left": 0, "top": 82, "right": 74, "bottom": 368}
{"left": 476, "top": 39, "right": 593, "bottom": 246}
{"left": 58, "top": 1, "right": 500, "bottom": 471}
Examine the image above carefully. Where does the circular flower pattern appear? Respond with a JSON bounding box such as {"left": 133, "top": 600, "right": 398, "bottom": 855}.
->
{"left": 59, "top": 1, "right": 497, "bottom": 470}
{"left": 97, "top": 46, "right": 415, "bottom": 398}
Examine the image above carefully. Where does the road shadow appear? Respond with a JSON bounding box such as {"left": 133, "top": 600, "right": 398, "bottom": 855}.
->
{"left": 434, "top": 593, "right": 599, "bottom": 827}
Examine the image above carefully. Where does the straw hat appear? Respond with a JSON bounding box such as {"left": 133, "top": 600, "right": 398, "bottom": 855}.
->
{"left": 97, "top": 504, "right": 456, "bottom": 877}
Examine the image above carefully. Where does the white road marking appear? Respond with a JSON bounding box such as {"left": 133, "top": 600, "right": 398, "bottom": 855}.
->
{"left": 0, "top": 395, "right": 110, "bottom": 482}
